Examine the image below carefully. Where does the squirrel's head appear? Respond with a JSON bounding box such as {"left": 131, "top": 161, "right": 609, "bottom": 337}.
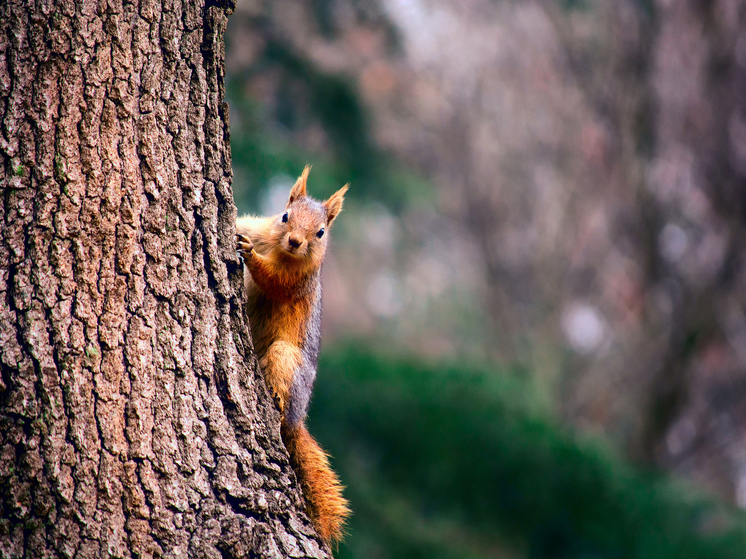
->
{"left": 274, "top": 165, "right": 348, "bottom": 267}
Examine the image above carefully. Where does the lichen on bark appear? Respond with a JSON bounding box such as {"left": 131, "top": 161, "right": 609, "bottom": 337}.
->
{"left": 0, "top": 1, "right": 328, "bottom": 557}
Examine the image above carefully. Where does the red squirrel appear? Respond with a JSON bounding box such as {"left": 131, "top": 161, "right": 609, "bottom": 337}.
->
{"left": 236, "top": 166, "right": 349, "bottom": 543}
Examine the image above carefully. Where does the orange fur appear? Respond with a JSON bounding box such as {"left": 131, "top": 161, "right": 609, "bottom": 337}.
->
{"left": 236, "top": 167, "right": 350, "bottom": 544}
{"left": 260, "top": 340, "right": 302, "bottom": 411}
{"left": 283, "top": 423, "right": 350, "bottom": 543}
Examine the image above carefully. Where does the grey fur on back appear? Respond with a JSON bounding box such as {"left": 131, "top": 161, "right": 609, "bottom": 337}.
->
{"left": 286, "top": 277, "right": 322, "bottom": 427}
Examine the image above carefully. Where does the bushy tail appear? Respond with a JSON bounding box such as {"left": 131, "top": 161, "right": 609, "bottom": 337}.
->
{"left": 282, "top": 422, "right": 350, "bottom": 543}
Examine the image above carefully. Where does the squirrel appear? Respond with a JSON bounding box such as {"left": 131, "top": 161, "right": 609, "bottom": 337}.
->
{"left": 235, "top": 166, "right": 350, "bottom": 544}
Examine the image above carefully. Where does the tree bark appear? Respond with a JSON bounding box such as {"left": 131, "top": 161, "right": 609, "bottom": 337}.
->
{"left": 0, "top": 1, "right": 328, "bottom": 557}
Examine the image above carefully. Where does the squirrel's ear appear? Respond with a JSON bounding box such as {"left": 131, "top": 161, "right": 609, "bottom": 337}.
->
{"left": 323, "top": 184, "right": 349, "bottom": 225}
{"left": 287, "top": 165, "right": 311, "bottom": 207}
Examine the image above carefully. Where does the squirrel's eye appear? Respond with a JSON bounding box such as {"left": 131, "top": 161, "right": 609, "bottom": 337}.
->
{"left": 316, "top": 228, "right": 325, "bottom": 238}
{"left": 282, "top": 212, "right": 288, "bottom": 223}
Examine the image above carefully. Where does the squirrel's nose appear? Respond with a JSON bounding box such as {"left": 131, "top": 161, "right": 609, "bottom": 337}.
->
{"left": 288, "top": 234, "right": 303, "bottom": 248}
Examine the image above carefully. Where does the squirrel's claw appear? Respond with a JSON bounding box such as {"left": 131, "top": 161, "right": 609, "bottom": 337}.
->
{"left": 273, "top": 391, "right": 286, "bottom": 413}
{"left": 236, "top": 234, "right": 254, "bottom": 260}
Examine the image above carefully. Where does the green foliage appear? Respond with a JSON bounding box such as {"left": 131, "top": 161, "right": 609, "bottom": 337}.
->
{"left": 309, "top": 346, "right": 746, "bottom": 559}
{"left": 226, "top": 40, "right": 430, "bottom": 215}
{"left": 560, "top": 0, "right": 591, "bottom": 11}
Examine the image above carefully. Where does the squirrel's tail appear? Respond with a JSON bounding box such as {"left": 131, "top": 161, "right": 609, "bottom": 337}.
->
{"left": 282, "top": 422, "right": 350, "bottom": 543}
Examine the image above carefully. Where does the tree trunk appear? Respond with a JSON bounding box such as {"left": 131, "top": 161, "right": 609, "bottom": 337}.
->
{"left": 0, "top": 1, "right": 328, "bottom": 557}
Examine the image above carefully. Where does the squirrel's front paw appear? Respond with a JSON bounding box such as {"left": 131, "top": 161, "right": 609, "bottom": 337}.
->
{"left": 236, "top": 234, "right": 254, "bottom": 260}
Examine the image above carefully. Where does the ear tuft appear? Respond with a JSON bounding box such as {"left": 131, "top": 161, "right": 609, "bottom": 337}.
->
{"left": 287, "top": 165, "right": 311, "bottom": 207}
{"left": 323, "top": 184, "right": 349, "bottom": 226}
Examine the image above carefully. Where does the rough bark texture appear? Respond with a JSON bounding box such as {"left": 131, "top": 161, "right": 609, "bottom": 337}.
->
{"left": 0, "top": 0, "right": 328, "bottom": 557}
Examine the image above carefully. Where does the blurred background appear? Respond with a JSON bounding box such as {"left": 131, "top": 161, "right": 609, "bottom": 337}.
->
{"left": 225, "top": 1, "right": 746, "bottom": 556}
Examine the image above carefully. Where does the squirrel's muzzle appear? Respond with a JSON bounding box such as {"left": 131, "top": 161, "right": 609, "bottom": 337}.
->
{"left": 287, "top": 233, "right": 305, "bottom": 251}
